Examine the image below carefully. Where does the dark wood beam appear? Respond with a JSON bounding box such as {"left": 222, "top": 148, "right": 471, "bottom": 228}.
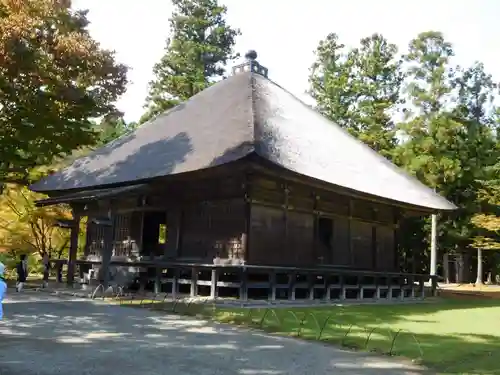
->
{"left": 248, "top": 162, "right": 438, "bottom": 215}
{"left": 248, "top": 197, "right": 397, "bottom": 228}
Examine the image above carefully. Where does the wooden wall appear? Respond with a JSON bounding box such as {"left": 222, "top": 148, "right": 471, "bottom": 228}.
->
{"left": 179, "top": 199, "right": 246, "bottom": 262}
{"left": 247, "top": 174, "right": 398, "bottom": 270}
{"left": 82, "top": 171, "right": 399, "bottom": 271}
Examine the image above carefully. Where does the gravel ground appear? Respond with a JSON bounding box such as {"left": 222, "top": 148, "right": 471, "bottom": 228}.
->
{"left": 0, "top": 291, "right": 429, "bottom": 375}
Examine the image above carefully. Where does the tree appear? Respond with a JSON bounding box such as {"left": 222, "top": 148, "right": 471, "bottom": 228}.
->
{"left": 309, "top": 33, "right": 355, "bottom": 130}
{"left": 394, "top": 32, "right": 460, "bottom": 276}
{"left": 0, "top": 0, "right": 128, "bottom": 186}
{"left": 142, "top": 0, "right": 240, "bottom": 123}
{"left": 0, "top": 184, "right": 72, "bottom": 262}
{"left": 395, "top": 31, "right": 457, "bottom": 190}
{"left": 471, "top": 154, "right": 500, "bottom": 283}
{"left": 449, "top": 63, "right": 500, "bottom": 284}
{"left": 396, "top": 32, "right": 500, "bottom": 281}
{"left": 94, "top": 114, "right": 138, "bottom": 146}
{"left": 309, "top": 33, "right": 404, "bottom": 157}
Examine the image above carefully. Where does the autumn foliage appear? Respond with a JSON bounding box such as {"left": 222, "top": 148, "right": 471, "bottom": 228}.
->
{"left": 0, "top": 0, "right": 127, "bottom": 185}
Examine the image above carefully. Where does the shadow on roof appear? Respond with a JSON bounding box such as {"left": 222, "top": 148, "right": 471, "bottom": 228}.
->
{"left": 35, "top": 132, "right": 194, "bottom": 192}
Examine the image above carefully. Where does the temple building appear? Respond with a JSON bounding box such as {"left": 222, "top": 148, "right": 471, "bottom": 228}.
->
{"left": 30, "top": 51, "right": 456, "bottom": 301}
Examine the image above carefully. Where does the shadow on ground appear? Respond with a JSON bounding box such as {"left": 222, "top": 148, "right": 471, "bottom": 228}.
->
{"left": 0, "top": 293, "right": 430, "bottom": 375}
{"left": 208, "top": 298, "right": 500, "bottom": 374}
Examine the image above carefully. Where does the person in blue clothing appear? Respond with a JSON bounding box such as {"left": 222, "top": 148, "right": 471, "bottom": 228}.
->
{"left": 0, "top": 262, "right": 6, "bottom": 320}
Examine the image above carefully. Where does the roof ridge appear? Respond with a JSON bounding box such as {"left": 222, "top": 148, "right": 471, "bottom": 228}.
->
{"left": 249, "top": 72, "right": 258, "bottom": 151}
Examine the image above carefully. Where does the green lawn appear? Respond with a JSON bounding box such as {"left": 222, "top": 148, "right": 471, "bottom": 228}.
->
{"left": 118, "top": 296, "right": 500, "bottom": 374}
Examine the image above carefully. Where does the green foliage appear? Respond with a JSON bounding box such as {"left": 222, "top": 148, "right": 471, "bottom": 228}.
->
{"left": 395, "top": 31, "right": 499, "bottom": 260}
{"left": 472, "top": 159, "right": 500, "bottom": 250}
{"left": 0, "top": 0, "right": 128, "bottom": 186}
{"left": 94, "top": 114, "right": 138, "bottom": 146}
{"left": 309, "top": 30, "right": 500, "bottom": 280}
{"left": 142, "top": 0, "right": 240, "bottom": 123}
{"left": 309, "top": 33, "right": 403, "bottom": 157}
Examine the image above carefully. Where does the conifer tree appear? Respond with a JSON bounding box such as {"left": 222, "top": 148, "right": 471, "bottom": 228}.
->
{"left": 142, "top": 0, "right": 240, "bottom": 123}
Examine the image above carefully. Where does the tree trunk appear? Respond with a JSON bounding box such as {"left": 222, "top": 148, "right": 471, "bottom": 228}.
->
{"left": 443, "top": 252, "right": 450, "bottom": 283}
{"left": 476, "top": 248, "right": 483, "bottom": 285}
{"left": 455, "top": 253, "right": 465, "bottom": 283}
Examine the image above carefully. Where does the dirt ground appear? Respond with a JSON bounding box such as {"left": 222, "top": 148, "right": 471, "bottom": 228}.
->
{"left": 439, "top": 283, "right": 500, "bottom": 299}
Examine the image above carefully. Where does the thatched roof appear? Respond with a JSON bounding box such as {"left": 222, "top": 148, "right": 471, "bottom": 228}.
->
{"left": 29, "top": 56, "right": 455, "bottom": 211}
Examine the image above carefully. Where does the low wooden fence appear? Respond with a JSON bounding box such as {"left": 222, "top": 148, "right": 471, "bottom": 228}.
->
{"left": 50, "top": 259, "right": 437, "bottom": 303}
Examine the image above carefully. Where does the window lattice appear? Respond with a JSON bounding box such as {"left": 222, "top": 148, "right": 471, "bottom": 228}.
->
{"left": 113, "top": 214, "right": 134, "bottom": 257}
{"left": 88, "top": 221, "right": 105, "bottom": 256}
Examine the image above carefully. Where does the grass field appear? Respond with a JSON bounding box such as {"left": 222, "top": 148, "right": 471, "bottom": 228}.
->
{"left": 118, "top": 296, "right": 500, "bottom": 374}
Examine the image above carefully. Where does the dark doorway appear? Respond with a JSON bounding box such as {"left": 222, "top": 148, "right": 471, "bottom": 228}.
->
{"left": 317, "top": 217, "right": 333, "bottom": 264}
{"left": 142, "top": 211, "right": 167, "bottom": 257}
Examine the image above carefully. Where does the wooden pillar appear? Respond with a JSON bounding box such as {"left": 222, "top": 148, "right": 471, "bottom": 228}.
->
{"left": 269, "top": 270, "right": 277, "bottom": 301}
{"left": 239, "top": 267, "right": 248, "bottom": 301}
{"left": 243, "top": 174, "right": 251, "bottom": 263}
{"left": 312, "top": 194, "right": 319, "bottom": 264}
{"left": 162, "top": 211, "right": 169, "bottom": 259}
{"left": 154, "top": 266, "right": 162, "bottom": 294}
{"left": 66, "top": 211, "right": 81, "bottom": 286}
{"left": 210, "top": 267, "right": 218, "bottom": 299}
{"left": 430, "top": 213, "right": 438, "bottom": 277}
{"left": 138, "top": 210, "right": 145, "bottom": 255}
{"left": 190, "top": 266, "right": 198, "bottom": 297}
{"left": 283, "top": 183, "right": 289, "bottom": 263}
{"left": 371, "top": 208, "right": 377, "bottom": 270}
{"left": 101, "top": 213, "right": 114, "bottom": 289}
{"left": 83, "top": 219, "right": 91, "bottom": 258}
{"left": 393, "top": 209, "right": 401, "bottom": 271}
{"left": 476, "top": 248, "right": 483, "bottom": 285}
{"left": 348, "top": 200, "right": 354, "bottom": 266}
{"left": 175, "top": 208, "right": 183, "bottom": 257}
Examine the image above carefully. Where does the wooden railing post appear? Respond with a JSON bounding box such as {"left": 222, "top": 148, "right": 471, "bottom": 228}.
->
{"left": 307, "top": 273, "right": 315, "bottom": 300}
{"left": 399, "top": 275, "right": 405, "bottom": 301}
{"left": 324, "top": 274, "right": 331, "bottom": 301}
{"left": 190, "top": 267, "right": 198, "bottom": 298}
{"left": 239, "top": 267, "right": 248, "bottom": 301}
{"left": 210, "top": 267, "right": 218, "bottom": 299}
{"left": 358, "top": 276, "right": 364, "bottom": 300}
{"left": 171, "top": 268, "right": 179, "bottom": 299}
{"left": 287, "top": 271, "right": 296, "bottom": 301}
{"left": 154, "top": 266, "right": 162, "bottom": 294}
{"left": 269, "top": 270, "right": 277, "bottom": 301}
{"left": 340, "top": 275, "right": 346, "bottom": 300}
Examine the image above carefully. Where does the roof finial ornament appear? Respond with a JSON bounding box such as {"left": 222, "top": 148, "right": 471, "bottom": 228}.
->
{"left": 245, "top": 50, "right": 258, "bottom": 61}
{"left": 232, "top": 49, "right": 268, "bottom": 78}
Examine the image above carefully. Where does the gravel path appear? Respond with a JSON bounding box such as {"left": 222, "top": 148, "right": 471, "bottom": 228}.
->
{"left": 0, "top": 291, "right": 428, "bottom": 375}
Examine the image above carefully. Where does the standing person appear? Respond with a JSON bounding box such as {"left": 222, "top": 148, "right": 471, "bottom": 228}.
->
{"left": 0, "top": 262, "right": 6, "bottom": 320}
{"left": 16, "top": 254, "right": 28, "bottom": 292}
{"left": 42, "top": 253, "right": 50, "bottom": 288}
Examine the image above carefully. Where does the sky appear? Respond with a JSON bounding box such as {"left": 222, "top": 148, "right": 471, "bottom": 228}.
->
{"left": 72, "top": 0, "right": 500, "bottom": 123}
